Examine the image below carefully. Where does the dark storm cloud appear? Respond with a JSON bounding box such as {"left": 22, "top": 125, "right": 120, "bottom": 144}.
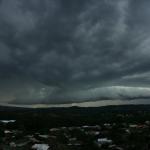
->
{"left": 0, "top": 0, "right": 150, "bottom": 104}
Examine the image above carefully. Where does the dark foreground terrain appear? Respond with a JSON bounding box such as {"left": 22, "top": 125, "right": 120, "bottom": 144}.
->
{"left": 0, "top": 105, "right": 150, "bottom": 150}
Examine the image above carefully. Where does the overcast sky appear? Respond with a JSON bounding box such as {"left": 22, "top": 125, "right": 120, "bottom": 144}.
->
{"left": 0, "top": 0, "right": 150, "bottom": 105}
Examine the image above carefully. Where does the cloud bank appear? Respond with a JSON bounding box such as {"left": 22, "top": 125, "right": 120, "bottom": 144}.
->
{"left": 0, "top": 0, "right": 150, "bottom": 104}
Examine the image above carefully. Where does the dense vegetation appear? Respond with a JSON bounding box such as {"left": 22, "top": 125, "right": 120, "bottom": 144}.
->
{"left": 0, "top": 105, "right": 150, "bottom": 130}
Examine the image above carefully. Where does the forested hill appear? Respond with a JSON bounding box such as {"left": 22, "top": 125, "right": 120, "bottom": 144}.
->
{"left": 0, "top": 104, "right": 150, "bottom": 113}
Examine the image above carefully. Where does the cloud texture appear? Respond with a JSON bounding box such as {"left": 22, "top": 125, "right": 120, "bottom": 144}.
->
{"left": 0, "top": 0, "right": 150, "bottom": 104}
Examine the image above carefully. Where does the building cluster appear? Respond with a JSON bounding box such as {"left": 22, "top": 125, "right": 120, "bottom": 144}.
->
{"left": 0, "top": 119, "right": 150, "bottom": 150}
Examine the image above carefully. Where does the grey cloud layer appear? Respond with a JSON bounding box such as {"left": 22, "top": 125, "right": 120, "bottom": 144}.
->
{"left": 0, "top": 0, "right": 150, "bottom": 104}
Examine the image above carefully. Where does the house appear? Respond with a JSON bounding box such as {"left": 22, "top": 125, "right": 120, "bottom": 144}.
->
{"left": 32, "top": 144, "right": 49, "bottom": 150}
{"left": 96, "top": 138, "right": 112, "bottom": 147}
